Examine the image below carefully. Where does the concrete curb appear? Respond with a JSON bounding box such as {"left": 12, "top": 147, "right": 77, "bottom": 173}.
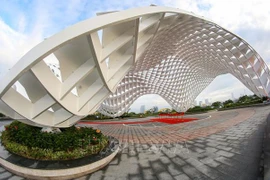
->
{"left": 0, "top": 147, "right": 119, "bottom": 180}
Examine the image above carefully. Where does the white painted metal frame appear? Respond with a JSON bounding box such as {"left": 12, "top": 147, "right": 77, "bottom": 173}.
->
{"left": 0, "top": 6, "right": 269, "bottom": 127}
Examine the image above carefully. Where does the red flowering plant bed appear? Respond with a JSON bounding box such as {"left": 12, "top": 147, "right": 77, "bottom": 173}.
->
{"left": 151, "top": 118, "right": 198, "bottom": 124}
{"left": 0, "top": 121, "right": 108, "bottom": 160}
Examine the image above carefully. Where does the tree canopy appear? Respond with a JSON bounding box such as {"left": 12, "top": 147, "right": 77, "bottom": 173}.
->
{"left": 211, "top": 101, "right": 222, "bottom": 108}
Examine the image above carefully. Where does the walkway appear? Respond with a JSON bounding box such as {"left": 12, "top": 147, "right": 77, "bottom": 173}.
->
{"left": 0, "top": 106, "right": 268, "bottom": 179}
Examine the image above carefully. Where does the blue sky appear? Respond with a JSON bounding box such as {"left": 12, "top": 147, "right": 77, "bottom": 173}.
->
{"left": 0, "top": 0, "right": 270, "bottom": 113}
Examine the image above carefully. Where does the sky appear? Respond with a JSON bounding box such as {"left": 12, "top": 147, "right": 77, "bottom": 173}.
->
{"left": 0, "top": 0, "right": 270, "bottom": 113}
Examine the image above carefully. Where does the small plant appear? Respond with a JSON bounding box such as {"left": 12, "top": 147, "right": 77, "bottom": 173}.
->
{"left": 1, "top": 121, "right": 108, "bottom": 160}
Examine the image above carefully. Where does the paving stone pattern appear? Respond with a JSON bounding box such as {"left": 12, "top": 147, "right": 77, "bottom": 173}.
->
{"left": 0, "top": 106, "right": 268, "bottom": 180}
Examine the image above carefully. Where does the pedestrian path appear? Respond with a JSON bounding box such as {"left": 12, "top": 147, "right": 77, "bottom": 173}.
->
{"left": 0, "top": 106, "right": 268, "bottom": 180}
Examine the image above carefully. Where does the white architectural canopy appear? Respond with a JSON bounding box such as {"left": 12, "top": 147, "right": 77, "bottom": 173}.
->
{"left": 0, "top": 6, "right": 269, "bottom": 127}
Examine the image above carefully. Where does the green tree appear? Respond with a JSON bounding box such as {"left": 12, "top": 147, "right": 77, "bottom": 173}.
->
{"left": 237, "top": 95, "right": 249, "bottom": 103}
{"left": 145, "top": 110, "right": 152, "bottom": 114}
{"left": 128, "top": 112, "right": 136, "bottom": 116}
{"left": 252, "top": 94, "right": 261, "bottom": 100}
{"left": 262, "top": 96, "right": 269, "bottom": 101}
{"left": 211, "top": 101, "right": 222, "bottom": 108}
{"left": 159, "top": 108, "right": 171, "bottom": 113}
{"left": 223, "top": 99, "right": 234, "bottom": 107}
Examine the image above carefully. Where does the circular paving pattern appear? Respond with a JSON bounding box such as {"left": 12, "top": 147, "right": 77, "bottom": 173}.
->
{"left": 79, "top": 108, "right": 255, "bottom": 144}
{"left": 0, "top": 106, "right": 269, "bottom": 179}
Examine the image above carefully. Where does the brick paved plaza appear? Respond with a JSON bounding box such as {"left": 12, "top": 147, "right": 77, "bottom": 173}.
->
{"left": 0, "top": 106, "right": 269, "bottom": 180}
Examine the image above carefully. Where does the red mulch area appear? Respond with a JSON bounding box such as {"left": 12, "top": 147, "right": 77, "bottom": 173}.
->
{"left": 79, "top": 117, "right": 198, "bottom": 125}
{"left": 151, "top": 118, "right": 198, "bottom": 124}
{"left": 78, "top": 120, "right": 153, "bottom": 125}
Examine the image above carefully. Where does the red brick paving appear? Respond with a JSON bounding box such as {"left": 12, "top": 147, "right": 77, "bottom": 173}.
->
{"left": 79, "top": 108, "right": 255, "bottom": 144}
{"left": 78, "top": 117, "right": 198, "bottom": 125}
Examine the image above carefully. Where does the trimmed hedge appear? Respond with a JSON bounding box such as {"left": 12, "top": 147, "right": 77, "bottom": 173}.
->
{"left": 1, "top": 121, "right": 108, "bottom": 160}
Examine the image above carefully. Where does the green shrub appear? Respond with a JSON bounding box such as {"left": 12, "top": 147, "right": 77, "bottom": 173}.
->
{"left": 1, "top": 121, "right": 108, "bottom": 160}
{"left": 187, "top": 106, "right": 213, "bottom": 113}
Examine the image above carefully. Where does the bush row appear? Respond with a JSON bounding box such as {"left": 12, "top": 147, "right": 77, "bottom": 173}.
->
{"left": 1, "top": 121, "right": 109, "bottom": 160}
{"left": 2, "top": 137, "right": 108, "bottom": 160}
{"left": 223, "top": 99, "right": 263, "bottom": 108}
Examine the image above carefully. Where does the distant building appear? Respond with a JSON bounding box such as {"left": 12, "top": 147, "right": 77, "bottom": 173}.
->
{"left": 199, "top": 101, "right": 203, "bottom": 106}
{"left": 150, "top": 106, "right": 159, "bottom": 113}
{"left": 140, "top": 105, "right": 145, "bottom": 113}
{"left": 205, "top": 99, "right": 209, "bottom": 105}
{"left": 154, "top": 106, "right": 159, "bottom": 112}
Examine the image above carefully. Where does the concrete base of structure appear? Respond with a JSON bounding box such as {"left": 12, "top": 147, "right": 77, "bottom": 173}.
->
{"left": 0, "top": 147, "right": 118, "bottom": 180}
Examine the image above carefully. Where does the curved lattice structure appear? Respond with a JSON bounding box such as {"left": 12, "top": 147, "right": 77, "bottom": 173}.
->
{"left": 0, "top": 6, "right": 269, "bottom": 127}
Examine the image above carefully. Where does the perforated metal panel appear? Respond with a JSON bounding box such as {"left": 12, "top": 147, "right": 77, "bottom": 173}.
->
{"left": 0, "top": 6, "right": 269, "bottom": 127}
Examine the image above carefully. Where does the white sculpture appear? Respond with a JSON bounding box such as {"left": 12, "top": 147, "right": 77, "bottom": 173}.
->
{"left": 0, "top": 6, "right": 269, "bottom": 127}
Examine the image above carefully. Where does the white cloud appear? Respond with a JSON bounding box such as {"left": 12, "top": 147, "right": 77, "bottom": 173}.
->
{"left": 196, "top": 74, "right": 253, "bottom": 104}
{"left": 0, "top": 1, "right": 95, "bottom": 75}
{"left": 129, "top": 94, "right": 171, "bottom": 113}
{"left": 0, "top": 18, "right": 41, "bottom": 76}
{"left": 165, "top": 0, "right": 270, "bottom": 31}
